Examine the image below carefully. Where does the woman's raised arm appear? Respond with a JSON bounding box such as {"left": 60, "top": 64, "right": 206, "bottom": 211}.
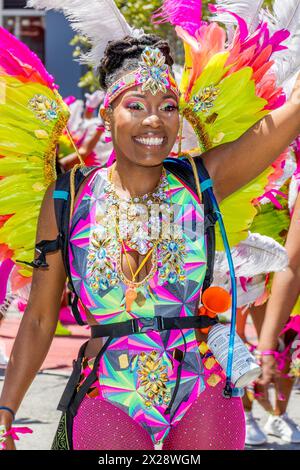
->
{"left": 0, "top": 182, "right": 67, "bottom": 449}
{"left": 203, "top": 75, "right": 300, "bottom": 203}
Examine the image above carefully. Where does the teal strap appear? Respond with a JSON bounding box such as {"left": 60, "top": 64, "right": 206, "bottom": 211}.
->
{"left": 53, "top": 190, "right": 69, "bottom": 201}
{"left": 200, "top": 179, "right": 213, "bottom": 192}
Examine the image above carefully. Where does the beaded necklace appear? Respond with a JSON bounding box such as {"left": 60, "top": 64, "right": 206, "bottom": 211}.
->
{"left": 108, "top": 164, "right": 167, "bottom": 310}
{"left": 105, "top": 164, "right": 170, "bottom": 255}
{"left": 87, "top": 165, "right": 188, "bottom": 296}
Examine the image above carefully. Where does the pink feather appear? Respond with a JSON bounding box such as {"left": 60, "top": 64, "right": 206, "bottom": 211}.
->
{"left": 152, "top": 0, "right": 203, "bottom": 36}
{"left": 0, "top": 259, "right": 14, "bottom": 305}
{"left": 0, "top": 26, "right": 56, "bottom": 89}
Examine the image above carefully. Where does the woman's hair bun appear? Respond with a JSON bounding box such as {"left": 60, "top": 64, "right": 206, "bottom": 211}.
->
{"left": 97, "top": 34, "right": 174, "bottom": 90}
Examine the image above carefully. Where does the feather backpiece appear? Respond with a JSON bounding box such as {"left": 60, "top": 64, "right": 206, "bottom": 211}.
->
{"left": 0, "top": 26, "right": 69, "bottom": 293}
{"left": 262, "top": 0, "right": 300, "bottom": 86}
{"left": 27, "top": 0, "right": 139, "bottom": 65}
{"left": 152, "top": 0, "right": 203, "bottom": 36}
{"left": 209, "top": 0, "right": 264, "bottom": 35}
{"left": 152, "top": 1, "right": 291, "bottom": 251}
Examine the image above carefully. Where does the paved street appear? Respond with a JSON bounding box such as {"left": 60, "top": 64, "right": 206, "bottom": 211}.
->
{"left": 0, "top": 370, "right": 68, "bottom": 450}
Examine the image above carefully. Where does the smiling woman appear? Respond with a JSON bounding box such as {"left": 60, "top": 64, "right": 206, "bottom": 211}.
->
{"left": 102, "top": 86, "right": 179, "bottom": 169}
{"left": 45, "top": 34, "right": 246, "bottom": 451}
{"left": 99, "top": 38, "right": 180, "bottom": 173}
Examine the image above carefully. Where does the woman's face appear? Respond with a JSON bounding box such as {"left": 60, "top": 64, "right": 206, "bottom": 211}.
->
{"left": 103, "top": 85, "right": 180, "bottom": 167}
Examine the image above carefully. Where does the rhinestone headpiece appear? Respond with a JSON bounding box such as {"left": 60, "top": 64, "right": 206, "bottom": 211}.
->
{"left": 104, "top": 47, "right": 180, "bottom": 108}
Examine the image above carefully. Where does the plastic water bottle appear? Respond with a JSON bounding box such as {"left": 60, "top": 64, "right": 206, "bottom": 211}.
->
{"left": 207, "top": 323, "right": 262, "bottom": 388}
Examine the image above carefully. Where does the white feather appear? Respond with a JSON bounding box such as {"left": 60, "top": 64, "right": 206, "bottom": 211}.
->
{"left": 264, "top": 0, "right": 300, "bottom": 33}
{"left": 272, "top": 39, "right": 300, "bottom": 86}
{"left": 262, "top": 0, "right": 300, "bottom": 86}
{"left": 214, "top": 232, "right": 288, "bottom": 278}
{"left": 26, "top": 0, "right": 142, "bottom": 65}
{"left": 210, "top": 0, "right": 264, "bottom": 34}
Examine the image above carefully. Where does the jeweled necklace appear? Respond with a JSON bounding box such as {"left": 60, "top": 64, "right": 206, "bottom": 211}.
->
{"left": 105, "top": 164, "right": 171, "bottom": 255}
{"left": 87, "top": 165, "right": 188, "bottom": 296}
{"left": 105, "top": 164, "right": 169, "bottom": 205}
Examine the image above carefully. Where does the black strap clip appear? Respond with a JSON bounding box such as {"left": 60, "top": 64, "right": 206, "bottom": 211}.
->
{"left": 16, "top": 234, "right": 62, "bottom": 269}
{"left": 131, "top": 316, "right": 164, "bottom": 334}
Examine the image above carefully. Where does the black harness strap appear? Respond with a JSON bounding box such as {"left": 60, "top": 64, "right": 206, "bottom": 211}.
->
{"left": 193, "top": 157, "right": 217, "bottom": 291}
{"left": 16, "top": 234, "right": 62, "bottom": 269}
{"left": 53, "top": 167, "right": 98, "bottom": 325}
{"left": 90, "top": 315, "right": 218, "bottom": 338}
{"left": 164, "top": 156, "right": 217, "bottom": 291}
{"left": 68, "top": 336, "right": 114, "bottom": 417}
{"left": 57, "top": 340, "right": 90, "bottom": 413}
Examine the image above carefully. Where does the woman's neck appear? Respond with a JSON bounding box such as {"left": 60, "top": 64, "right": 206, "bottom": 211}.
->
{"left": 111, "top": 159, "right": 164, "bottom": 197}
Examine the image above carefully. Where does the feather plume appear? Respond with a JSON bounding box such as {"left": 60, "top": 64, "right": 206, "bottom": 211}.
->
{"left": 264, "top": 0, "right": 300, "bottom": 33}
{"left": 209, "top": 0, "right": 264, "bottom": 35}
{"left": 263, "top": 0, "right": 300, "bottom": 85}
{"left": 27, "top": 0, "right": 138, "bottom": 65}
{"left": 214, "top": 232, "right": 288, "bottom": 278}
{"left": 152, "top": 0, "right": 203, "bottom": 36}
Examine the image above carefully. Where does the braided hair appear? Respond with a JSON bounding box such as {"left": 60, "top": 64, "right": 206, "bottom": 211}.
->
{"left": 97, "top": 34, "right": 174, "bottom": 91}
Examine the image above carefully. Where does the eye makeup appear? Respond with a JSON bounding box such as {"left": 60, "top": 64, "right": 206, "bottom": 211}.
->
{"left": 160, "top": 100, "right": 179, "bottom": 111}
{"left": 124, "top": 98, "right": 146, "bottom": 110}
{"left": 122, "top": 96, "right": 179, "bottom": 112}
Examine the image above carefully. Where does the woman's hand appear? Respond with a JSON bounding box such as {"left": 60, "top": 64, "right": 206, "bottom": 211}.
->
{"left": 256, "top": 354, "right": 279, "bottom": 386}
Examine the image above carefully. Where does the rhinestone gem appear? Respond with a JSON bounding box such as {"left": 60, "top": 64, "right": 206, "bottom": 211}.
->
{"left": 99, "top": 278, "right": 110, "bottom": 290}
{"left": 168, "top": 272, "right": 178, "bottom": 284}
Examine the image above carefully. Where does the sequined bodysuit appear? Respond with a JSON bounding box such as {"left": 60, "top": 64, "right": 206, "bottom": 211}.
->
{"left": 68, "top": 166, "right": 216, "bottom": 448}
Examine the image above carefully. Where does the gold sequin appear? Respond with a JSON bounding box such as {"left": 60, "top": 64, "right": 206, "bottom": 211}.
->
{"left": 199, "top": 341, "right": 209, "bottom": 355}
{"left": 118, "top": 354, "right": 129, "bottom": 369}
{"left": 44, "top": 96, "right": 70, "bottom": 186}
{"left": 204, "top": 357, "right": 217, "bottom": 370}
{"left": 207, "top": 374, "right": 222, "bottom": 387}
{"left": 135, "top": 291, "right": 147, "bottom": 307}
{"left": 34, "top": 129, "right": 49, "bottom": 139}
{"left": 32, "top": 182, "right": 45, "bottom": 192}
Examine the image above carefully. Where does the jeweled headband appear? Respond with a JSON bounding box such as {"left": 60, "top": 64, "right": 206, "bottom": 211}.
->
{"left": 103, "top": 47, "right": 180, "bottom": 109}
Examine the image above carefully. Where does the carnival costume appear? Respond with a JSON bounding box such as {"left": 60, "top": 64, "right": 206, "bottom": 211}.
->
{"left": 1, "top": 0, "right": 300, "bottom": 450}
